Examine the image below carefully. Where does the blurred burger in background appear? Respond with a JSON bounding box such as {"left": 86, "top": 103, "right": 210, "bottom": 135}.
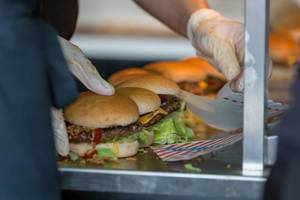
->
{"left": 108, "top": 68, "right": 150, "bottom": 86}
{"left": 269, "top": 32, "right": 299, "bottom": 67}
{"left": 268, "top": 31, "right": 299, "bottom": 100}
{"left": 144, "top": 57, "right": 225, "bottom": 97}
{"left": 268, "top": 0, "right": 300, "bottom": 91}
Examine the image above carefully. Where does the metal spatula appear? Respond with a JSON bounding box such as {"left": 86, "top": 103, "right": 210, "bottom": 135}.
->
{"left": 178, "top": 83, "right": 288, "bottom": 131}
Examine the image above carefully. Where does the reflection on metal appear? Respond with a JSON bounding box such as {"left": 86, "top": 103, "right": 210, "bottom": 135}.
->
{"left": 243, "top": 0, "right": 270, "bottom": 174}
{"left": 60, "top": 168, "right": 265, "bottom": 198}
{"left": 264, "top": 135, "right": 278, "bottom": 166}
{"left": 60, "top": 142, "right": 267, "bottom": 199}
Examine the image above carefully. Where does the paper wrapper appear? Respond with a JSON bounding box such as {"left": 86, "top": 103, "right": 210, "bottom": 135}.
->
{"left": 151, "top": 134, "right": 242, "bottom": 162}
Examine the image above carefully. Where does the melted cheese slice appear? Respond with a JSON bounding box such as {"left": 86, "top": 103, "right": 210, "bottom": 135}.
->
{"left": 139, "top": 108, "right": 168, "bottom": 125}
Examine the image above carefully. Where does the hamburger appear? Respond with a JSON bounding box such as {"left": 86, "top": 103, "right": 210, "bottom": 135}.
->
{"left": 116, "top": 87, "right": 161, "bottom": 147}
{"left": 269, "top": 32, "right": 299, "bottom": 66}
{"left": 64, "top": 83, "right": 194, "bottom": 162}
{"left": 115, "top": 74, "right": 194, "bottom": 145}
{"left": 64, "top": 92, "right": 141, "bottom": 161}
{"left": 144, "top": 57, "right": 225, "bottom": 96}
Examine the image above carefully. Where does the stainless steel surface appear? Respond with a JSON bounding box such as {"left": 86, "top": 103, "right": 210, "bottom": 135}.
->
{"left": 181, "top": 82, "right": 286, "bottom": 131}
{"left": 264, "top": 135, "right": 278, "bottom": 165}
{"left": 60, "top": 142, "right": 267, "bottom": 199}
{"left": 243, "top": 0, "right": 269, "bottom": 173}
{"left": 180, "top": 88, "right": 243, "bottom": 131}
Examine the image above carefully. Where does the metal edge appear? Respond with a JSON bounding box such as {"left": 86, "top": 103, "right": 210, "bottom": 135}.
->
{"left": 59, "top": 167, "right": 266, "bottom": 182}
{"left": 60, "top": 168, "right": 266, "bottom": 198}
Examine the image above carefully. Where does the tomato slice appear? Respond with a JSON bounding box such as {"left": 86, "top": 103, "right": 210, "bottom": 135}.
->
{"left": 84, "top": 149, "right": 97, "bottom": 159}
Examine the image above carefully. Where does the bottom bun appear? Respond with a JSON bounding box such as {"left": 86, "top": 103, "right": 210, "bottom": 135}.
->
{"left": 69, "top": 141, "right": 139, "bottom": 158}
{"left": 96, "top": 141, "right": 139, "bottom": 158}
{"left": 139, "top": 131, "right": 154, "bottom": 148}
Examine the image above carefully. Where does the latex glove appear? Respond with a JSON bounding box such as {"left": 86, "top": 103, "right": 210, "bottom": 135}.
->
{"left": 52, "top": 37, "right": 115, "bottom": 156}
{"left": 187, "top": 9, "right": 273, "bottom": 92}
{"left": 187, "top": 9, "right": 246, "bottom": 92}
{"left": 51, "top": 108, "right": 69, "bottom": 156}
{"left": 58, "top": 36, "right": 115, "bottom": 95}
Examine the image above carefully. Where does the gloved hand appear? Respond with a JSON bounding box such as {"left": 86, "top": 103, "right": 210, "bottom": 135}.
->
{"left": 187, "top": 9, "right": 244, "bottom": 82}
{"left": 52, "top": 37, "right": 115, "bottom": 156}
{"left": 187, "top": 9, "right": 272, "bottom": 92}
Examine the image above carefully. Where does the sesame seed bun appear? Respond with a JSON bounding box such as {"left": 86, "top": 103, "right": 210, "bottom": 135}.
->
{"left": 116, "top": 87, "right": 161, "bottom": 115}
{"left": 64, "top": 92, "right": 139, "bottom": 128}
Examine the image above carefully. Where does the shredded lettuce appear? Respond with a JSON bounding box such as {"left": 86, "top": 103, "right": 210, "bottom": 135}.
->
{"left": 149, "top": 111, "right": 194, "bottom": 145}
{"left": 137, "top": 130, "right": 149, "bottom": 145}
{"left": 96, "top": 148, "right": 117, "bottom": 160}
{"left": 184, "top": 163, "right": 202, "bottom": 173}
{"left": 151, "top": 118, "right": 179, "bottom": 145}
{"left": 112, "top": 132, "right": 138, "bottom": 143}
{"left": 69, "top": 151, "right": 79, "bottom": 161}
{"left": 102, "top": 110, "right": 193, "bottom": 146}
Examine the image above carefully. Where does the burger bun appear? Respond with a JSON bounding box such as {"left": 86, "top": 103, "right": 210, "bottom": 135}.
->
{"left": 116, "top": 87, "right": 161, "bottom": 115}
{"left": 116, "top": 74, "right": 180, "bottom": 95}
{"left": 64, "top": 92, "right": 139, "bottom": 128}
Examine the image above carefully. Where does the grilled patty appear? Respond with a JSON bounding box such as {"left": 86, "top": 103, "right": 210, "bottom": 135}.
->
{"left": 178, "top": 76, "right": 225, "bottom": 95}
{"left": 67, "top": 94, "right": 181, "bottom": 144}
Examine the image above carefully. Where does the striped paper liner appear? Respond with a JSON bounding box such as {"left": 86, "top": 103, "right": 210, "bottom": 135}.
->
{"left": 151, "top": 134, "right": 242, "bottom": 162}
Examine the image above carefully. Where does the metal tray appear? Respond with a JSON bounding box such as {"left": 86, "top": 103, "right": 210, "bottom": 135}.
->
{"left": 59, "top": 124, "right": 266, "bottom": 199}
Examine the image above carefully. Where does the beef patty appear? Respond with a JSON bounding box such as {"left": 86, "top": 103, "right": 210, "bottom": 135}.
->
{"left": 178, "top": 76, "right": 225, "bottom": 95}
{"left": 67, "top": 94, "right": 181, "bottom": 144}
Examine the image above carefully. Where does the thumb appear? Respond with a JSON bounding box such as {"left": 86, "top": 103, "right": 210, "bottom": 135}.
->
{"left": 51, "top": 108, "right": 69, "bottom": 156}
{"left": 69, "top": 60, "right": 115, "bottom": 95}
{"left": 230, "top": 72, "right": 244, "bottom": 92}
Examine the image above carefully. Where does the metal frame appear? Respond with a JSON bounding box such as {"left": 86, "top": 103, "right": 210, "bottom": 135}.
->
{"left": 243, "top": 0, "right": 270, "bottom": 174}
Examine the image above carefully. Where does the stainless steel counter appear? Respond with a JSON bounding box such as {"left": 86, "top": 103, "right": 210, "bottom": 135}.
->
{"left": 59, "top": 142, "right": 267, "bottom": 199}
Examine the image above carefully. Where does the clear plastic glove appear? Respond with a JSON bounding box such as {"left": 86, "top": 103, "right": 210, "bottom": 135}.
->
{"left": 58, "top": 36, "right": 115, "bottom": 95}
{"left": 187, "top": 9, "right": 272, "bottom": 92}
{"left": 187, "top": 9, "right": 244, "bottom": 81}
{"left": 51, "top": 108, "right": 69, "bottom": 156}
{"left": 52, "top": 37, "right": 115, "bottom": 156}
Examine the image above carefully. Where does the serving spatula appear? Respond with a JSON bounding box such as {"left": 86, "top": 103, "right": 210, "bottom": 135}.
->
{"left": 178, "top": 83, "right": 288, "bottom": 131}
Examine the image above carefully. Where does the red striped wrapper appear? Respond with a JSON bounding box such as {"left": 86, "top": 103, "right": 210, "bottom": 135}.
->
{"left": 151, "top": 134, "right": 242, "bottom": 162}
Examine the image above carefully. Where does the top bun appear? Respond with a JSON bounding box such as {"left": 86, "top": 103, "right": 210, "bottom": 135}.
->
{"left": 144, "top": 57, "right": 224, "bottom": 83}
{"left": 116, "top": 74, "right": 180, "bottom": 95}
{"left": 182, "top": 57, "right": 224, "bottom": 79}
{"left": 108, "top": 68, "right": 150, "bottom": 86}
{"left": 116, "top": 87, "right": 161, "bottom": 115}
{"left": 64, "top": 92, "right": 139, "bottom": 128}
{"left": 269, "top": 32, "right": 299, "bottom": 66}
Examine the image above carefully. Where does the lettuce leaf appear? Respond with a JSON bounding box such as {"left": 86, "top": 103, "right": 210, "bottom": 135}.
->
{"left": 96, "top": 148, "right": 117, "bottom": 160}
{"left": 184, "top": 163, "right": 202, "bottom": 173}
{"left": 112, "top": 132, "right": 138, "bottom": 143}
{"left": 137, "top": 130, "right": 150, "bottom": 145}
{"left": 151, "top": 118, "right": 179, "bottom": 145}
{"left": 69, "top": 151, "right": 79, "bottom": 161}
{"left": 149, "top": 111, "right": 194, "bottom": 145}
